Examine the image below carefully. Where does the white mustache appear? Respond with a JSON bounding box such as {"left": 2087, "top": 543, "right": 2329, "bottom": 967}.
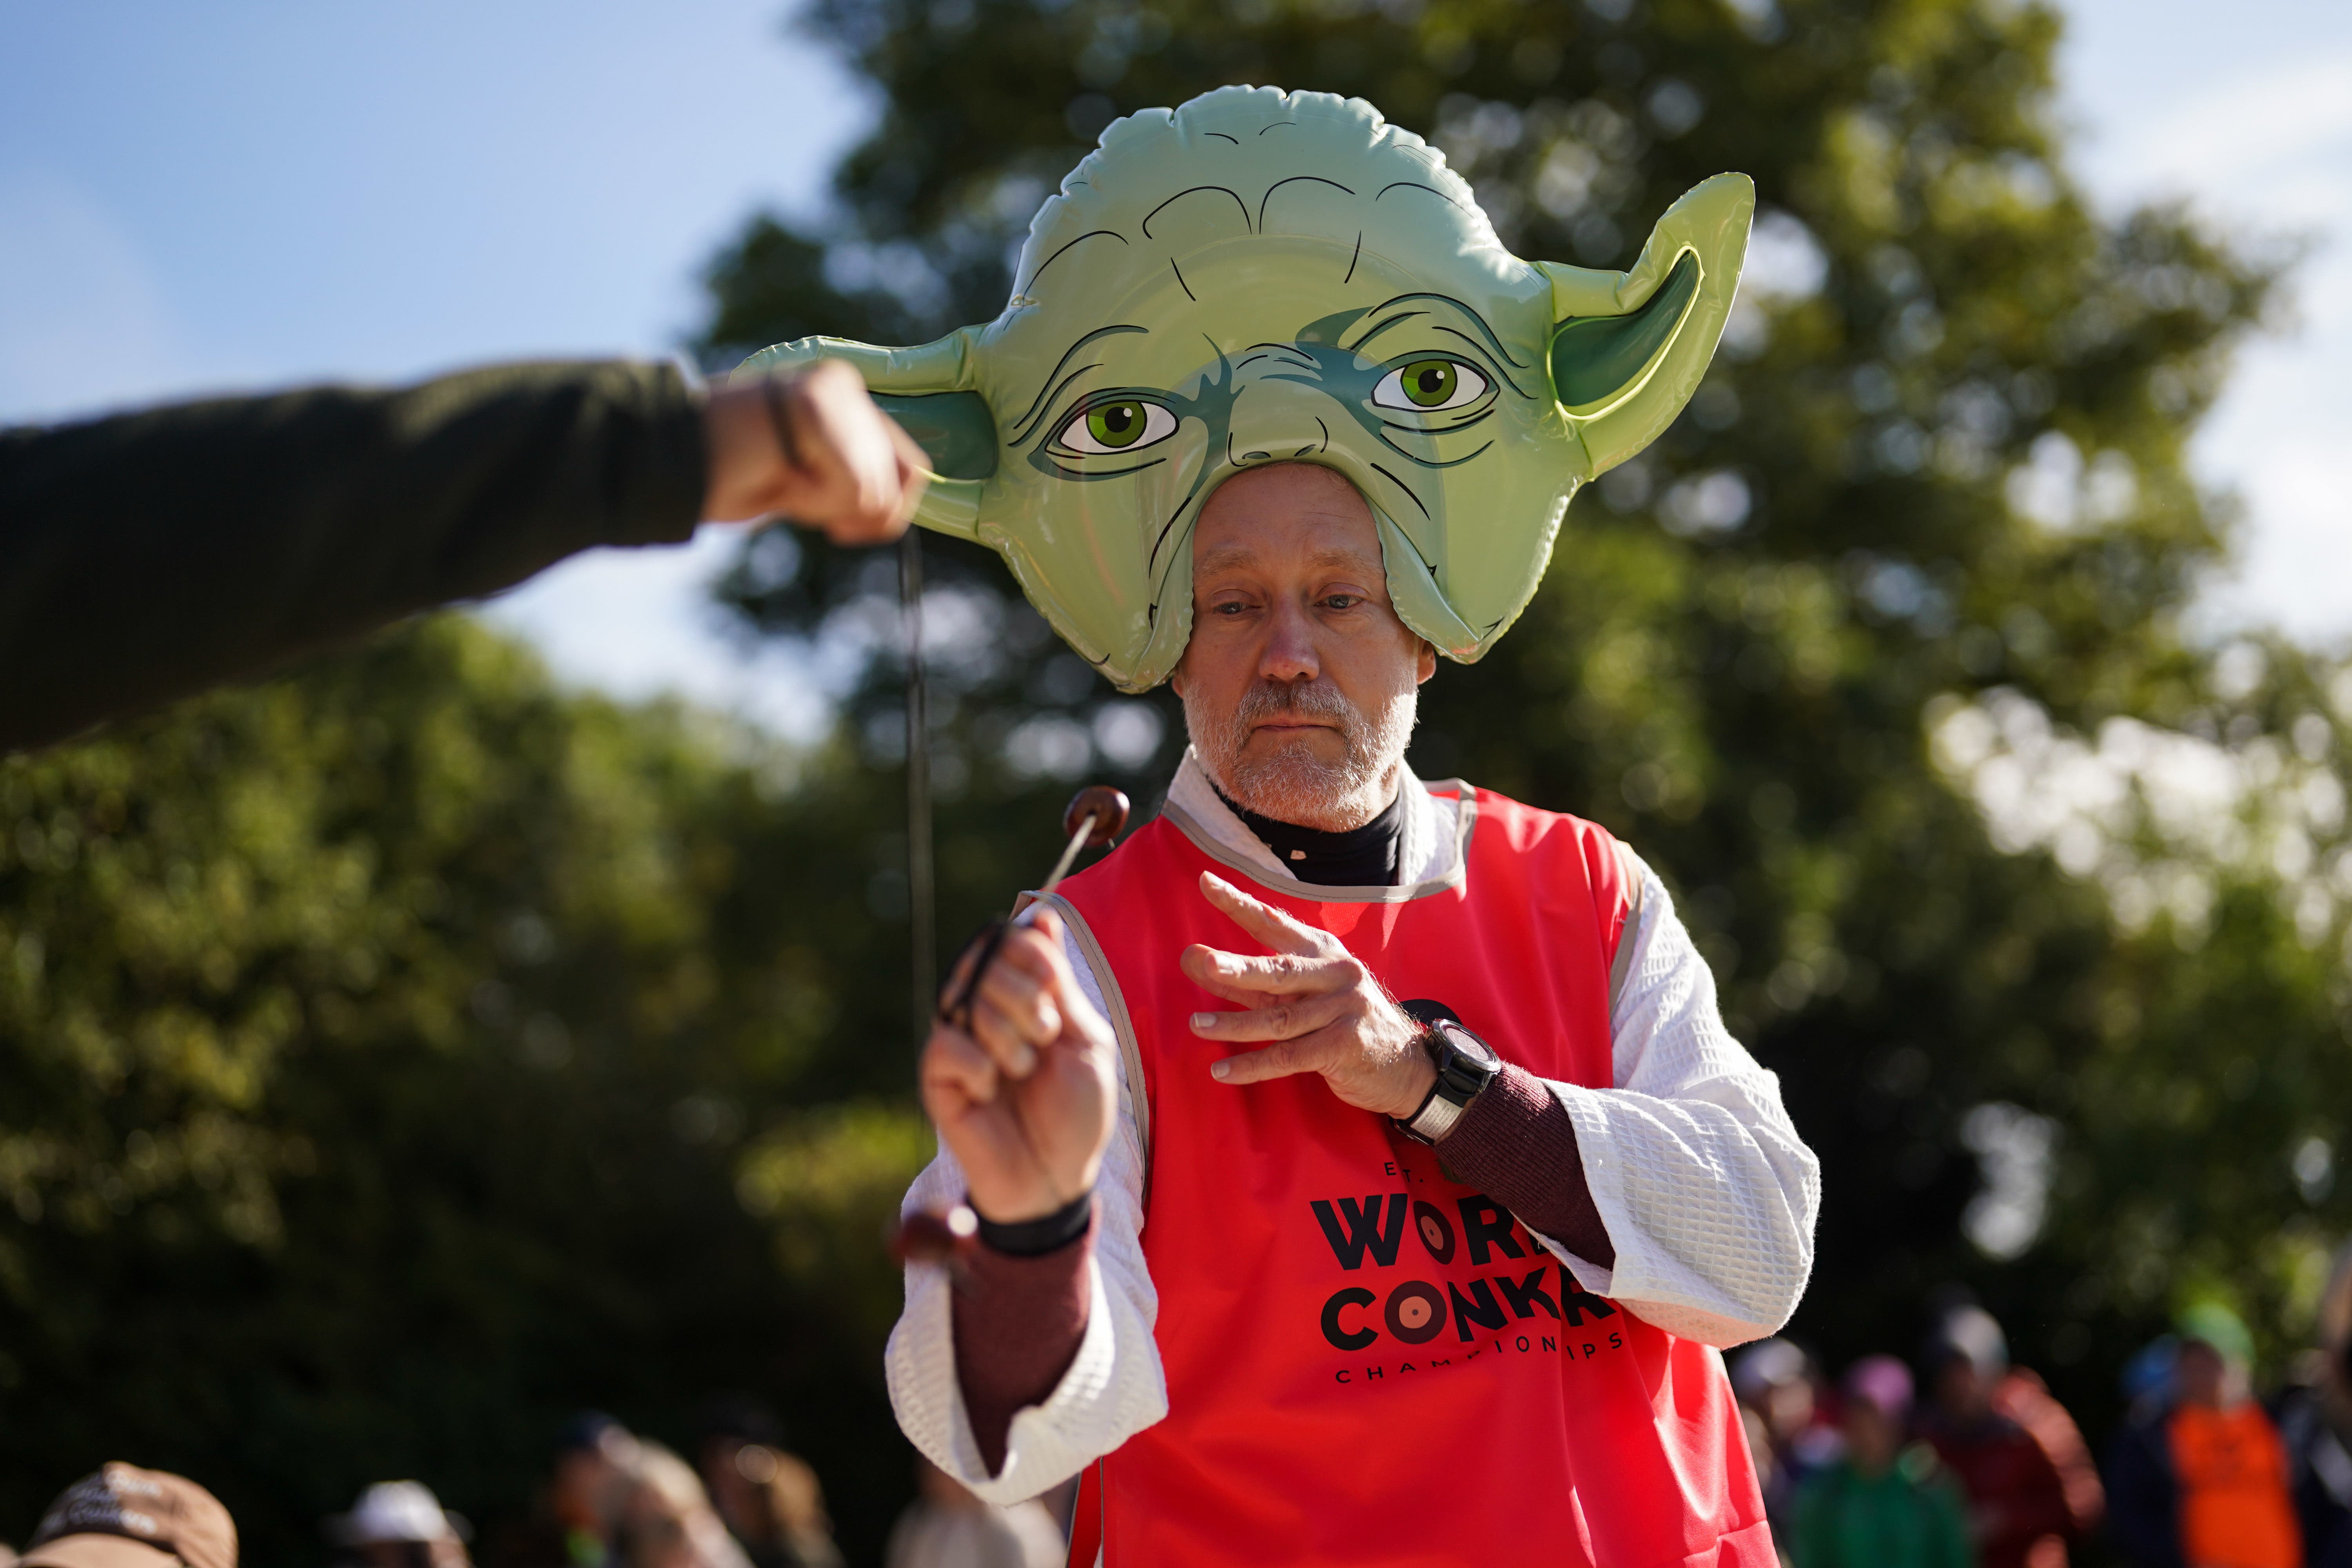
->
{"left": 1232, "top": 679, "right": 1358, "bottom": 730}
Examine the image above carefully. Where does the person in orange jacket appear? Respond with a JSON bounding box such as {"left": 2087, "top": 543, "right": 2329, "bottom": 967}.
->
{"left": 2108, "top": 1304, "right": 2303, "bottom": 1568}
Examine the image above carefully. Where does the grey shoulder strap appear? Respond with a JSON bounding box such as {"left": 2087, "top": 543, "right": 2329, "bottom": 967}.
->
{"left": 1606, "top": 839, "right": 1647, "bottom": 1016}
{"left": 1034, "top": 891, "right": 1152, "bottom": 1196}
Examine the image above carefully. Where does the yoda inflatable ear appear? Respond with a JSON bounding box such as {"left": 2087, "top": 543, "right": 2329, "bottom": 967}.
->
{"left": 740, "top": 85, "right": 1751, "bottom": 692}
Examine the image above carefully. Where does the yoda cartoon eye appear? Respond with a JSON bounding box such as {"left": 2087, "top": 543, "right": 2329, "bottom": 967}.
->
{"left": 1056, "top": 399, "right": 1179, "bottom": 455}
{"left": 1371, "top": 358, "right": 1491, "bottom": 413}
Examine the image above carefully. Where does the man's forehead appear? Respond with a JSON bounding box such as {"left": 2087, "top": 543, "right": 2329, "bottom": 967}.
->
{"left": 1195, "top": 465, "right": 1381, "bottom": 570}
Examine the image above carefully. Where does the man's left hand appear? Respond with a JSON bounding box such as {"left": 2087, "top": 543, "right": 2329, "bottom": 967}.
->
{"left": 1181, "top": 871, "right": 1436, "bottom": 1118}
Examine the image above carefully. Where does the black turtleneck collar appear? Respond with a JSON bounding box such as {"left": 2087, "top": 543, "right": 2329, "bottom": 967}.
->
{"left": 1211, "top": 780, "right": 1405, "bottom": 887}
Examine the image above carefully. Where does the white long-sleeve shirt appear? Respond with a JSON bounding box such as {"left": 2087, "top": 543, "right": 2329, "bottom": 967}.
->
{"left": 888, "top": 752, "right": 1820, "bottom": 1505}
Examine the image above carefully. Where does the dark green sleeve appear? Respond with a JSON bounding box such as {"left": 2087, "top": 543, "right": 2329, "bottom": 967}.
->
{"left": 0, "top": 358, "right": 706, "bottom": 753}
{"left": 1790, "top": 1470, "right": 1832, "bottom": 1568}
{"left": 1929, "top": 1475, "right": 1978, "bottom": 1568}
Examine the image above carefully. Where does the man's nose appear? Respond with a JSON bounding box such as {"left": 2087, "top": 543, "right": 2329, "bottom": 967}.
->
{"left": 1257, "top": 597, "right": 1321, "bottom": 685}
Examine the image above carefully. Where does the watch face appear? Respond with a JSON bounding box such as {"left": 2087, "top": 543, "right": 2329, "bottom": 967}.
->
{"left": 1439, "top": 1021, "right": 1499, "bottom": 1067}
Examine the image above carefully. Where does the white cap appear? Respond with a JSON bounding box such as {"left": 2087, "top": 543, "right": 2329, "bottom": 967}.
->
{"left": 327, "top": 1484, "right": 467, "bottom": 1546}
{"left": 1729, "top": 1337, "right": 1809, "bottom": 1401}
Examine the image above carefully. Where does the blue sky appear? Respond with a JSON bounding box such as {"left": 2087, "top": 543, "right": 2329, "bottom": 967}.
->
{"left": 2059, "top": 0, "right": 2352, "bottom": 645}
{"left": 0, "top": 0, "right": 869, "bottom": 404}
{"left": 3, "top": 0, "right": 2346, "bottom": 735}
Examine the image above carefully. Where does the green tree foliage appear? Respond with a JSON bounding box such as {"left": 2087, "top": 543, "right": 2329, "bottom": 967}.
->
{"left": 0, "top": 620, "right": 927, "bottom": 1564}
{"left": 7, "top": 5, "right": 2346, "bottom": 1558}
{"left": 701, "top": 0, "right": 2349, "bottom": 1422}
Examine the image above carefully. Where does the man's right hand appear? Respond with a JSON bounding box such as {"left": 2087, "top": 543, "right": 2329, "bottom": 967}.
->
{"left": 702, "top": 358, "right": 929, "bottom": 543}
{"left": 920, "top": 908, "right": 1117, "bottom": 1224}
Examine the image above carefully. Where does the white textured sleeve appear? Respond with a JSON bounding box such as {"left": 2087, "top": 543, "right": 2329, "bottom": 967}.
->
{"left": 882, "top": 933, "right": 1169, "bottom": 1506}
{"left": 1534, "top": 860, "right": 1820, "bottom": 1348}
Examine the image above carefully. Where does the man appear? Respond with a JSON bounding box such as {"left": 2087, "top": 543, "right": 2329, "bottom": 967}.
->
{"left": 2278, "top": 1243, "right": 2352, "bottom": 1567}
{"left": 545, "top": 1414, "right": 753, "bottom": 1568}
{"left": 884, "top": 1460, "right": 1065, "bottom": 1568}
{"left": 1, "top": 356, "right": 926, "bottom": 753}
{"left": 758, "top": 84, "right": 1814, "bottom": 1564}
{"left": 1918, "top": 1305, "right": 2095, "bottom": 1568}
{"left": 326, "top": 1483, "right": 472, "bottom": 1568}
{"left": 613, "top": 1446, "right": 755, "bottom": 1568}
{"left": 1735, "top": 1338, "right": 1845, "bottom": 1553}
{"left": 2108, "top": 1305, "right": 2303, "bottom": 1568}
{"left": 1792, "top": 1357, "right": 1973, "bottom": 1568}
{"left": 889, "top": 461, "right": 1817, "bottom": 1564}
{"left": 550, "top": 1412, "right": 639, "bottom": 1568}
{"left": 692, "top": 1397, "right": 846, "bottom": 1568}
{"left": 17, "top": 1464, "right": 236, "bottom": 1568}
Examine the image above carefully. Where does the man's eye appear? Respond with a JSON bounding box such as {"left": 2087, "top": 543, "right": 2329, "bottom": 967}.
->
{"left": 1058, "top": 399, "right": 1178, "bottom": 454}
{"left": 1323, "top": 595, "right": 1360, "bottom": 610}
{"left": 1371, "top": 358, "right": 1490, "bottom": 412}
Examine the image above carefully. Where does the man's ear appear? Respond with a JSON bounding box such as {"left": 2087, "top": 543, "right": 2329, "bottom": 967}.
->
{"left": 736, "top": 328, "right": 996, "bottom": 539}
{"left": 1535, "top": 173, "right": 1754, "bottom": 479}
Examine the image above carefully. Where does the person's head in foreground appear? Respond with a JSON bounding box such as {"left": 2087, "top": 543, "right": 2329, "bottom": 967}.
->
{"left": 550, "top": 1411, "right": 636, "bottom": 1550}
{"left": 1922, "top": 1303, "right": 2010, "bottom": 1424}
{"left": 690, "top": 1396, "right": 834, "bottom": 1563}
{"left": 20, "top": 1465, "right": 235, "bottom": 1568}
{"left": 611, "top": 1445, "right": 750, "bottom": 1568}
{"left": 1840, "top": 1356, "right": 1916, "bottom": 1477}
{"left": 2321, "top": 1241, "right": 2352, "bottom": 1418}
{"left": 1732, "top": 1336, "right": 1821, "bottom": 1449}
{"left": 2175, "top": 1301, "right": 2257, "bottom": 1409}
{"left": 822, "top": 83, "right": 1817, "bottom": 1568}
{"left": 326, "top": 1483, "right": 470, "bottom": 1568}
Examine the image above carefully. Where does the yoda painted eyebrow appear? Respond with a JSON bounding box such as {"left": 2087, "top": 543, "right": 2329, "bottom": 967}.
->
{"left": 741, "top": 84, "right": 1752, "bottom": 693}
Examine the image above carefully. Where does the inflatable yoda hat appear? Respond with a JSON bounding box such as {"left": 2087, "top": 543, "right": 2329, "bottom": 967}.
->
{"left": 741, "top": 85, "right": 1752, "bottom": 692}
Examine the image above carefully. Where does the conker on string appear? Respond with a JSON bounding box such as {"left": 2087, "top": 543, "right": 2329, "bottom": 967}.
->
{"left": 1064, "top": 785, "right": 1130, "bottom": 847}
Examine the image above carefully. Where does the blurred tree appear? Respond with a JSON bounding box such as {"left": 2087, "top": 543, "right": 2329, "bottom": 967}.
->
{"left": 0, "top": 619, "right": 926, "bottom": 1566}
{"left": 699, "top": 0, "right": 2347, "bottom": 1430}
{"left": 7, "top": 7, "right": 2344, "bottom": 1564}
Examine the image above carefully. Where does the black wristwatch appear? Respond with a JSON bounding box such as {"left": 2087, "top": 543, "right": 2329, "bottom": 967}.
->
{"left": 1394, "top": 1000, "right": 1500, "bottom": 1145}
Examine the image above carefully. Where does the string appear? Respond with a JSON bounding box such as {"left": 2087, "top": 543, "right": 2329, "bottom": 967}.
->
{"left": 901, "top": 529, "right": 935, "bottom": 1053}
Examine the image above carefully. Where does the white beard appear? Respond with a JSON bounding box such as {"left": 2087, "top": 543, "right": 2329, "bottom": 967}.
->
{"left": 1184, "top": 675, "right": 1417, "bottom": 831}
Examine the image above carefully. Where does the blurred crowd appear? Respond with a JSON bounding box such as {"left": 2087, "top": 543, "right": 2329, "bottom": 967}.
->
{"left": 9, "top": 1249, "right": 2350, "bottom": 1568}
{"left": 0, "top": 1398, "right": 1066, "bottom": 1568}
{"left": 1736, "top": 1244, "right": 2352, "bottom": 1568}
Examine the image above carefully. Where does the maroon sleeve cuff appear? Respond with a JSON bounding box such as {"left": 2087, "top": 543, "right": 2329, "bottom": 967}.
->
{"left": 951, "top": 1205, "right": 1094, "bottom": 1476}
{"left": 1437, "top": 1062, "right": 1615, "bottom": 1269}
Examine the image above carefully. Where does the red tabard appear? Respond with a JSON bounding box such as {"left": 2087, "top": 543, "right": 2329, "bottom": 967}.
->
{"left": 1051, "top": 784, "right": 1773, "bottom": 1568}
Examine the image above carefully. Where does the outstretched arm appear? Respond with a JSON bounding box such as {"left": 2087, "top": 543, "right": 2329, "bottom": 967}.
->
{"left": 0, "top": 357, "right": 923, "bottom": 753}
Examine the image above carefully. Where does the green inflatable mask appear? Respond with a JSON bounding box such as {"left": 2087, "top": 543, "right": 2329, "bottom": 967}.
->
{"left": 740, "top": 85, "right": 1752, "bottom": 692}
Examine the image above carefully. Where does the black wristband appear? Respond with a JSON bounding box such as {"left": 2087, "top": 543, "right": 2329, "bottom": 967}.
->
{"left": 970, "top": 1191, "right": 1094, "bottom": 1258}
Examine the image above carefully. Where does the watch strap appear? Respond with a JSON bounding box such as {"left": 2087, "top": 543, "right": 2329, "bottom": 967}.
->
{"left": 1403, "top": 1082, "right": 1469, "bottom": 1143}
{"left": 1394, "top": 1007, "right": 1499, "bottom": 1145}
